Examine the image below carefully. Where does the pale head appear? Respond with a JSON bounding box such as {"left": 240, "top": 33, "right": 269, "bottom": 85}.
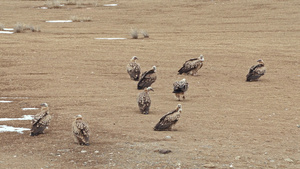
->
{"left": 152, "top": 66, "right": 156, "bottom": 72}
{"left": 147, "top": 87, "right": 154, "bottom": 92}
{"left": 177, "top": 104, "right": 182, "bottom": 109}
{"left": 199, "top": 55, "right": 204, "bottom": 62}
{"left": 257, "top": 59, "right": 264, "bottom": 64}
{"left": 181, "top": 78, "right": 186, "bottom": 82}
{"left": 40, "top": 103, "right": 48, "bottom": 107}
{"left": 75, "top": 114, "right": 83, "bottom": 120}
{"left": 131, "top": 56, "right": 138, "bottom": 61}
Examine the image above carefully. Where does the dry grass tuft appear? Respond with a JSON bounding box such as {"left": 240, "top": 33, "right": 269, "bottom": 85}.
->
{"left": 14, "top": 23, "right": 25, "bottom": 33}
{"left": 13, "top": 23, "right": 41, "bottom": 33}
{"left": 0, "top": 23, "right": 4, "bottom": 31}
{"left": 70, "top": 16, "right": 92, "bottom": 22}
{"left": 130, "top": 29, "right": 138, "bottom": 39}
{"left": 45, "top": 0, "right": 62, "bottom": 9}
{"left": 140, "top": 30, "right": 149, "bottom": 38}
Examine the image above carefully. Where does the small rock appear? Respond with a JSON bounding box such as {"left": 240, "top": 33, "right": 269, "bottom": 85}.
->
{"left": 81, "top": 150, "right": 87, "bottom": 153}
{"left": 94, "top": 151, "right": 99, "bottom": 154}
{"left": 284, "top": 158, "right": 293, "bottom": 162}
{"left": 203, "top": 163, "right": 216, "bottom": 168}
{"left": 154, "top": 149, "right": 172, "bottom": 154}
{"left": 165, "top": 136, "right": 172, "bottom": 139}
{"left": 235, "top": 156, "right": 241, "bottom": 160}
{"left": 270, "top": 160, "right": 275, "bottom": 163}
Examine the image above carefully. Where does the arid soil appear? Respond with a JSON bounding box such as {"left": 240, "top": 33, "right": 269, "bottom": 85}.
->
{"left": 0, "top": 0, "right": 299, "bottom": 168}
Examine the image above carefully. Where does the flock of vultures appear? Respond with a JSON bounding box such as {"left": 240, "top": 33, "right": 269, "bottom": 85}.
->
{"left": 29, "top": 55, "right": 266, "bottom": 146}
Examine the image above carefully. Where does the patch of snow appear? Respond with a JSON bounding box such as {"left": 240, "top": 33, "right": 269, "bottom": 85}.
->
{"left": 46, "top": 20, "right": 73, "bottom": 23}
{"left": 0, "top": 31, "right": 13, "bottom": 34}
{"left": 0, "top": 115, "right": 34, "bottom": 121}
{"left": 95, "top": 38, "right": 126, "bottom": 40}
{"left": 0, "top": 125, "right": 30, "bottom": 134}
{"left": 0, "top": 97, "right": 29, "bottom": 99}
{"left": 0, "top": 100, "right": 13, "bottom": 103}
{"left": 103, "top": 4, "right": 118, "bottom": 7}
{"left": 3, "top": 28, "right": 14, "bottom": 31}
{"left": 22, "top": 108, "right": 39, "bottom": 111}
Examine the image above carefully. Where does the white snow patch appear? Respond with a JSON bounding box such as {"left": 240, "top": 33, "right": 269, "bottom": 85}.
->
{"left": 0, "top": 125, "right": 30, "bottom": 134}
{"left": 0, "top": 31, "right": 13, "bottom": 34}
{"left": 95, "top": 38, "right": 126, "bottom": 40}
{"left": 39, "top": 7, "right": 48, "bottom": 9}
{"left": 3, "top": 28, "right": 14, "bottom": 31}
{"left": 46, "top": 20, "right": 73, "bottom": 23}
{"left": 103, "top": 4, "right": 118, "bottom": 7}
{"left": 0, "top": 97, "right": 29, "bottom": 99}
{"left": 0, "top": 100, "right": 13, "bottom": 103}
{"left": 0, "top": 115, "right": 34, "bottom": 121}
{"left": 22, "top": 108, "right": 39, "bottom": 111}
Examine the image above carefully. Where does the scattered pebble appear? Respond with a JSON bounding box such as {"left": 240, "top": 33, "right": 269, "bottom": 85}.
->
{"left": 154, "top": 149, "right": 172, "bottom": 154}
{"left": 165, "top": 136, "right": 172, "bottom": 139}
{"left": 235, "top": 156, "right": 241, "bottom": 160}
{"left": 94, "top": 150, "right": 99, "bottom": 154}
{"left": 203, "top": 163, "right": 216, "bottom": 168}
{"left": 81, "top": 150, "right": 87, "bottom": 153}
{"left": 284, "top": 158, "right": 293, "bottom": 162}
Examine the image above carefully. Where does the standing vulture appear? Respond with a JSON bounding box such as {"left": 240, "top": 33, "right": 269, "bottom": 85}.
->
{"left": 30, "top": 103, "right": 51, "bottom": 136}
{"left": 72, "top": 115, "right": 90, "bottom": 146}
{"left": 173, "top": 78, "right": 189, "bottom": 101}
{"left": 137, "top": 87, "right": 154, "bottom": 114}
{"left": 137, "top": 66, "right": 157, "bottom": 90}
{"left": 127, "top": 56, "right": 141, "bottom": 81}
{"left": 154, "top": 104, "right": 182, "bottom": 131}
{"left": 246, "top": 59, "right": 266, "bottom": 82}
{"left": 178, "top": 55, "right": 204, "bottom": 75}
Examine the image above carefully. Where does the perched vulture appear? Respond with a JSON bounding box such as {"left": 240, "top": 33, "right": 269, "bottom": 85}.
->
{"left": 154, "top": 104, "right": 182, "bottom": 131}
{"left": 72, "top": 115, "right": 90, "bottom": 146}
{"left": 137, "top": 66, "right": 157, "bottom": 90}
{"left": 126, "top": 56, "right": 141, "bottom": 81}
{"left": 173, "top": 78, "right": 189, "bottom": 101}
{"left": 178, "top": 55, "right": 204, "bottom": 75}
{"left": 246, "top": 59, "right": 266, "bottom": 82}
{"left": 137, "top": 87, "right": 154, "bottom": 114}
{"left": 30, "top": 103, "right": 51, "bottom": 136}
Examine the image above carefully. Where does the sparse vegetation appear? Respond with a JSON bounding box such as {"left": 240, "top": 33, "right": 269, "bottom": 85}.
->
{"left": 70, "top": 16, "right": 92, "bottom": 22}
{"left": 140, "top": 30, "right": 149, "bottom": 38}
{"left": 64, "top": 0, "right": 98, "bottom": 7}
{"left": 45, "top": 0, "right": 62, "bottom": 9}
{"left": 0, "top": 23, "right": 4, "bottom": 31}
{"left": 14, "top": 22, "right": 25, "bottom": 33}
{"left": 130, "top": 28, "right": 138, "bottom": 39}
{"left": 13, "top": 23, "right": 41, "bottom": 33}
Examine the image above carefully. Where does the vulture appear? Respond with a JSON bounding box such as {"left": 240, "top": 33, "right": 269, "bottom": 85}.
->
{"left": 30, "top": 103, "right": 51, "bottom": 136}
{"left": 137, "top": 66, "right": 157, "bottom": 90}
{"left": 126, "top": 56, "right": 141, "bottom": 81}
{"left": 173, "top": 78, "right": 189, "bottom": 101}
{"left": 154, "top": 104, "right": 182, "bottom": 131}
{"left": 137, "top": 87, "right": 154, "bottom": 114}
{"left": 72, "top": 115, "right": 90, "bottom": 146}
{"left": 246, "top": 59, "right": 266, "bottom": 82}
{"left": 178, "top": 55, "right": 204, "bottom": 75}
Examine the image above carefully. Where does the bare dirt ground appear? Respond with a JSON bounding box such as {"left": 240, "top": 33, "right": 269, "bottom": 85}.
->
{"left": 0, "top": 0, "right": 299, "bottom": 168}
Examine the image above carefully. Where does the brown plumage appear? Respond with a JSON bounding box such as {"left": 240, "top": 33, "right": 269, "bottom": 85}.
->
{"left": 127, "top": 56, "right": 141, "bottom": 81}
{"left": 246, "top": 59, "right": 266, "bottom": 82}
{"left": 30, "top": 103, "right": 51, "bottom": 136}
{"left": 173, "top": 78, "right": 189, "bottom": 101}
{"left": 178, "top": 55, "right": 204, "bottom": 75}
{"left": 154, "top": 104, "right": 182, "bottom": 131}
{"left": 137, "top": 66, "right": 157, "bottom": 90}
{"left": 137, "top": 87, "right": 154, "bottom": 114}
{"left": 72, "top": 115, "right": 90, "bottom": 146}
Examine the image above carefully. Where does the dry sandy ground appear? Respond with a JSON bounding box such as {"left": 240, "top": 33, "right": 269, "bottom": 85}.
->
{"left": 0, "top": 0, "right": 299, "bottom": 168}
